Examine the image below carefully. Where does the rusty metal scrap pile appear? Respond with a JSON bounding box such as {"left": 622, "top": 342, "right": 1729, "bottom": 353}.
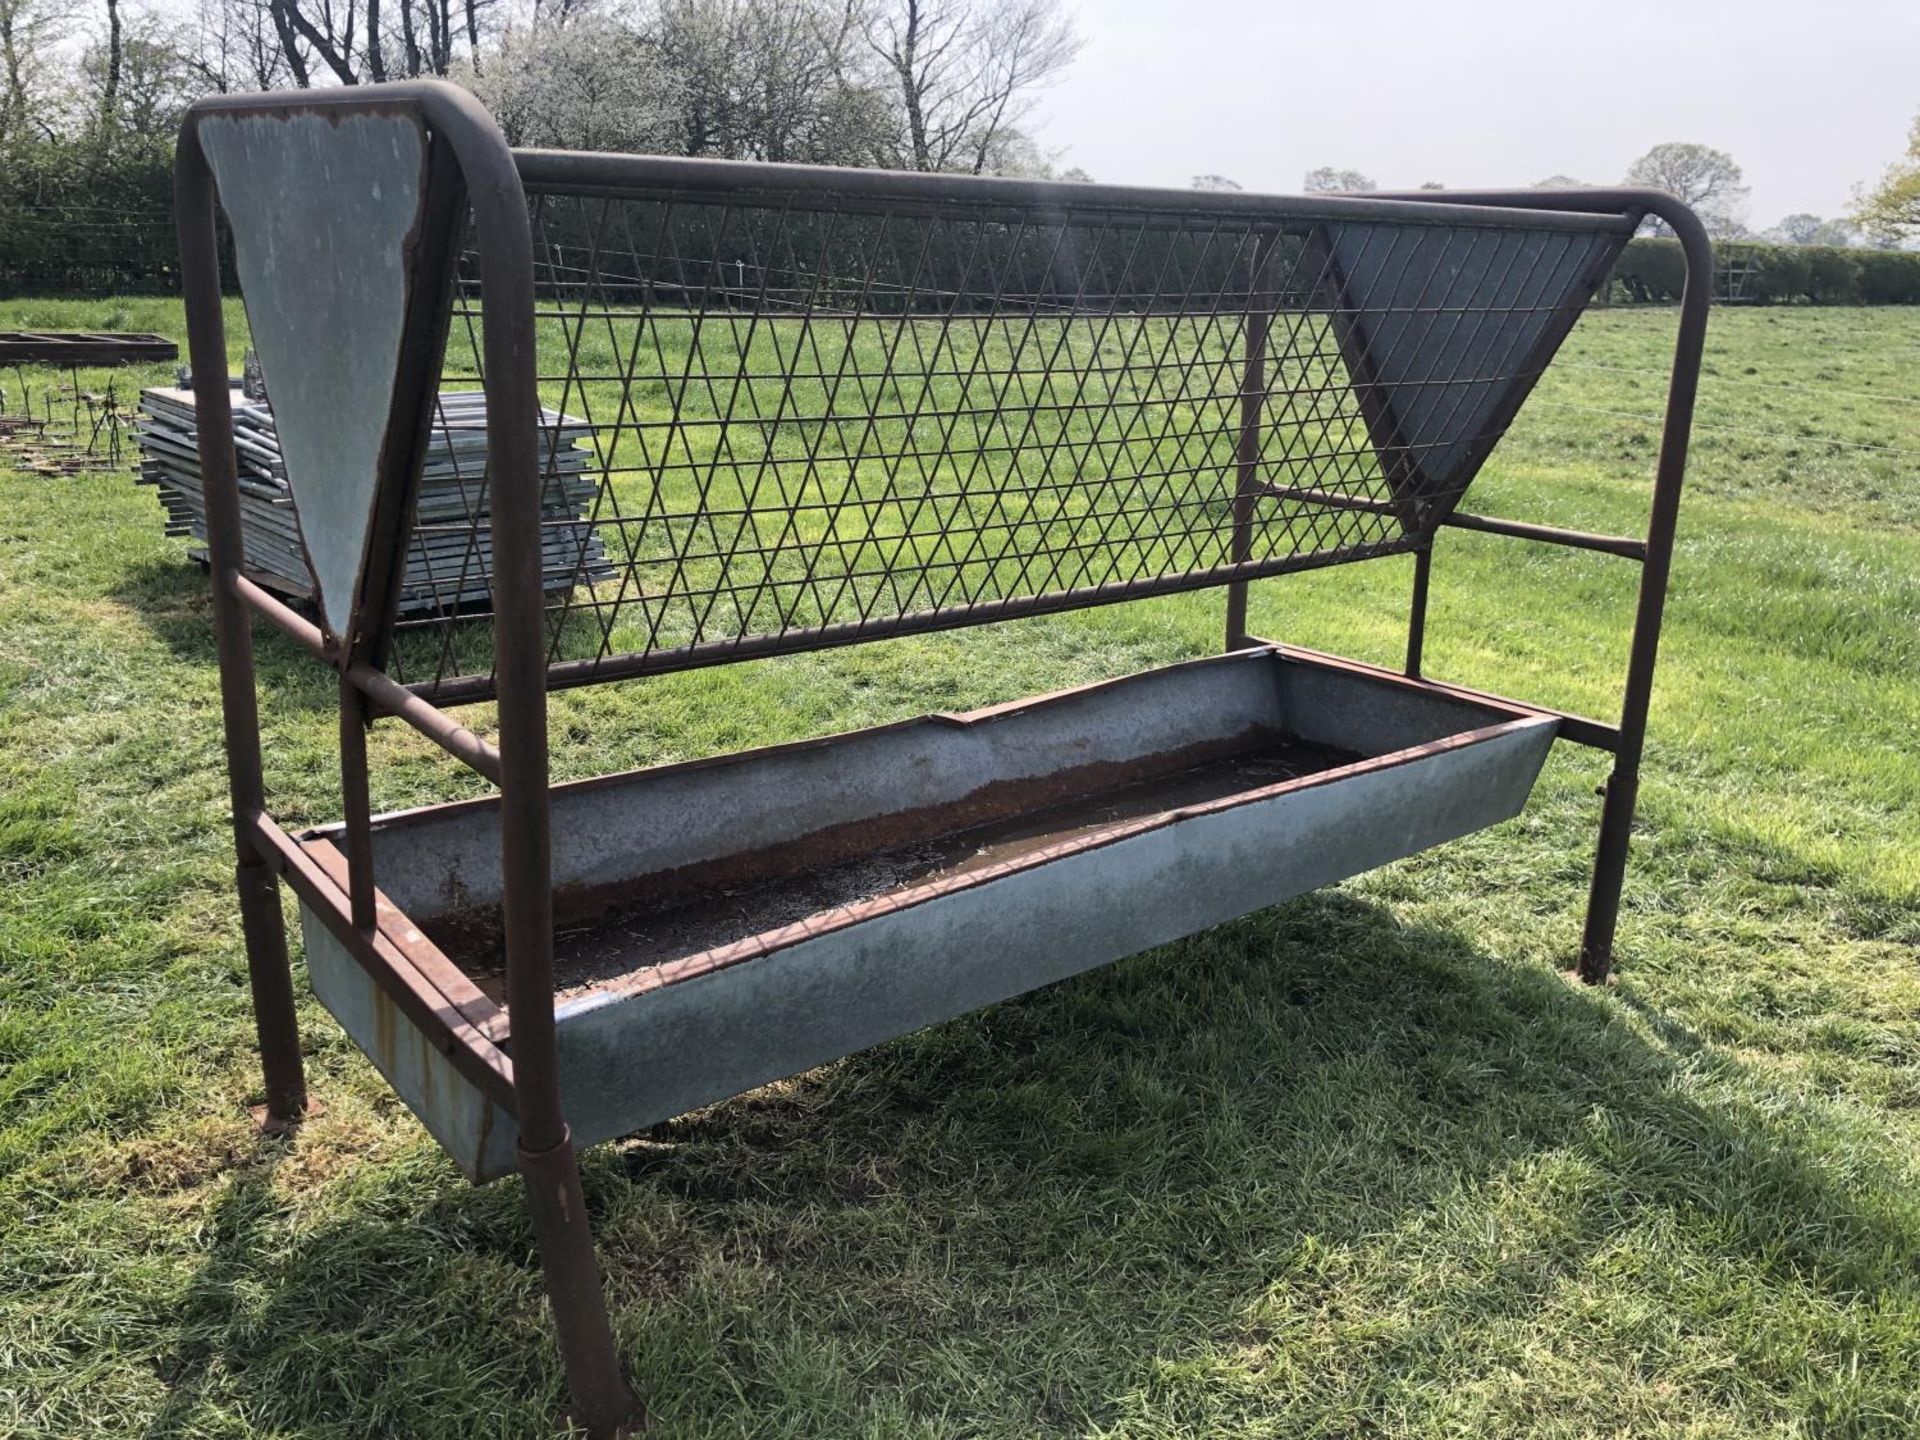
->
{"left": 135, "top": 384, "right": 613, "bottom": 614}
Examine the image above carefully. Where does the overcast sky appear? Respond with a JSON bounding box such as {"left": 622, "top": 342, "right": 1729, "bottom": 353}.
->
{"left": 1036, "top": 0, "right": 1919, "bottom": 228}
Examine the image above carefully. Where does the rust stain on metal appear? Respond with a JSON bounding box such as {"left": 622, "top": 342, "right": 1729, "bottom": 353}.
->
{"left": 371, "top": 984, "right": 398, "bottom": 1073}
{"left": 428, "top": 726, "right": 1297, "bottom": 966}
{"left": 563, "top": 718, "right": 1541, "bottom": 1009}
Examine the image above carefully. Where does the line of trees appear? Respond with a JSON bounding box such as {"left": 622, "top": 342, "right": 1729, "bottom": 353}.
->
{"left": 1541, "top": 139, "right": 1917, "bottom": 248}
{"left": 1201, "top": 136, "right": 1917, "bottom": 252}
{"left": 5, "top": 0, "right": 1917, "bottom": 297}
{"left": 1, "top": 0, "right": 1086, "bottom": 291}
{"left": 0, "top": 0, "right": 1082, "bottom": 172}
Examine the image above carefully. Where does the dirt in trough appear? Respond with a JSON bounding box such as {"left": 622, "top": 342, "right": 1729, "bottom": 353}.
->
{"left": 447, "top": 733, "right": 1361, "bottom": 1004}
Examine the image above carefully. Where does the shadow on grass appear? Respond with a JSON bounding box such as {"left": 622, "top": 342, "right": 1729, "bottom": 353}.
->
{"left": 145, "top": 891, "right": 1915, "bottom": 1437}
{"left": 109, "top": 555, "right": 340, "bottom": 714}
{"left": 109, "top": 553, "right": 639, "bottom": 716}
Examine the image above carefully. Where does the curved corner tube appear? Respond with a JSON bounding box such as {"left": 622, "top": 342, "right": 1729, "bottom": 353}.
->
{"left": 1379, "top": 187, "right": 1712, "bottom": 982}
{"left": 177, "top": 80, "right": 641, "bottom": 1439}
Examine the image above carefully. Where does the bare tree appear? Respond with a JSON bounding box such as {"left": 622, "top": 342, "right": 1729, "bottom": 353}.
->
{"left": 98, "top": 0, "right": 120, "bottom": 125}
{"left": 198, "top": 0, "right": 493, "bottom": 88}
{"left": 738, "top": 0, "right": 888, "bottom": 163}
{"left": 1302, "top": 166, "right": 1374, "bottom": 193}
{"left": 650, "top": 0, "right": 736, "bottom": 156}
{"left": 270, "top": 0, "right": 363, "bottom": 83}
{"left": 617, "top": 1, "right": 889, "bottom": 164}
{"left": 1190, "top": 173, "right": 1240, "bottom": 192}
{"left": 0, "top": 0, "right": 73, "bottom": 146}
{"left": 262, "top": 0, "right": 314, "bottom": 83}
{"left": 864, "top": 0, "right": 1079, "bottom": 174}
{"left": 1533, "top": 174, "right": 1586, "bottom": 189}
{"left": 80, "top": 10, "right": 198, "bottom": 133}
{"left": 392, "top": 0, "right": 493, "bottom": 78}
{"left": 1623, "top": 141, "right": 1748, "bottom": 237}
{"left": 189, "top": 0, "right": 308, "bottom": 91}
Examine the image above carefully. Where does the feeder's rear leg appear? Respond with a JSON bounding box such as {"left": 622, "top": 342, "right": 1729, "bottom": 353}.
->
{"left": 519, "top": 1130, "right": 644, "bottom": 1437}
{"left": 1577, "top": 762, "right": 1640, "bottom": 984}
{"left": 215, "top": 560, "right": 308, "bottom": 1131}
{"left": 234, "top": 853, "right": 308, "bottom": 1128}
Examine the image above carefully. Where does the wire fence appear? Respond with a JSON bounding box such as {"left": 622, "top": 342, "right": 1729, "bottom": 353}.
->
{"left": 3, "top": 199, "right": 1909, "bottom": 565}
{"left": 0, "top": 205, "right": 233, "bottom": 297}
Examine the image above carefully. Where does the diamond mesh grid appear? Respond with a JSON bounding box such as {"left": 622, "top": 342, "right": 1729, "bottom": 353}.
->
{"left": 388, "top": 176, "right": 1623, "bottom": 699}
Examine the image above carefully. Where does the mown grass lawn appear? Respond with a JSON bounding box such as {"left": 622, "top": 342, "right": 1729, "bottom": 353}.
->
{"left": 1, "top": 296, "right": 1916, "bottom": 1438}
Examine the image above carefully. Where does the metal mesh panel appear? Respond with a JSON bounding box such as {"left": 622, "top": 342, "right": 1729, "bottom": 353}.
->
{"left": 389, "top": 174, "right": 1622, "bottom": 698}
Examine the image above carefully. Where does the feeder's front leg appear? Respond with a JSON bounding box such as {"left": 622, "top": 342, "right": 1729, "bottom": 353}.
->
{"left": 518, "top": 1129, "right": 644, "bottom": 1438}
{"left": 497, "top": 782, "right": 638, "bottom": 1431}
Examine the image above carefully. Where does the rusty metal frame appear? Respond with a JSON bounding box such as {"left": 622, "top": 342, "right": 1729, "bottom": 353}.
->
{"left": 179, "top": 78, "right": 1706, "bottom": 1437}
{"left": 1368, "top": 185, "right": 1712, "bottom": 981}
{"left": 177, "top": 80, "right": 639, "bottom": 1437}
{"left": 395, "top": 172, "right": 1640, "bottom": 703}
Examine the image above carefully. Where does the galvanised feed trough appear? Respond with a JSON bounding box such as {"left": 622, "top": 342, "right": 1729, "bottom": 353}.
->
{"left": 176, "top": 81, "right": 1708, "bottom": 1436}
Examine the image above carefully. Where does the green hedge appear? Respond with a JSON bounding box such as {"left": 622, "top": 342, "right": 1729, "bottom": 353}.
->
{"left": 1607, "top": 236, "right": 1920, "bottom": 306}
{"left": 4, "top": 145, "right": 1919, "bottom": 308}
{"left": 0, "top": 139, "right": 186, "bottom": 296}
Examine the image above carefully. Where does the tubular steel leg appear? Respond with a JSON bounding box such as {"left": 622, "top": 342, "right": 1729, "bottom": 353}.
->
{"left": 1579, "top": 766, "right": 1641, "bottom": 981}
{"left": 1363, "top": 186, "right": 1709, "bottom": 984}
{"left": 520, "top": 1132, "right": 641, "bottom": 1438}
{"left": 1575, "top": 193, "right": 1710, "bottom": 984}
{"left": 234, "top": 854, "right": 307, "bottom": 1126}
{"left": 176, "top": 128, "right": 308, "bottom": 1126}
{"left": 443, "top": 80, "right": 643, "bottom": 1434}
{"left": 1404, "top": 543, "right": 1432, "bottom": 678}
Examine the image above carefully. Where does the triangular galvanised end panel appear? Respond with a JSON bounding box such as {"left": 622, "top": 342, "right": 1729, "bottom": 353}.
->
{"left": 1314, "top": 218, "right": 1626, "bottom": 536}
{"left": 196, "top": 107, "right": 450, "bottom": 647}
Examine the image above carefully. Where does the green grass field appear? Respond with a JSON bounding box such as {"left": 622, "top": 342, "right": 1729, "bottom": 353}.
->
{"left": 1, "top": 296, "right": 1916, "bottom": 1438}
